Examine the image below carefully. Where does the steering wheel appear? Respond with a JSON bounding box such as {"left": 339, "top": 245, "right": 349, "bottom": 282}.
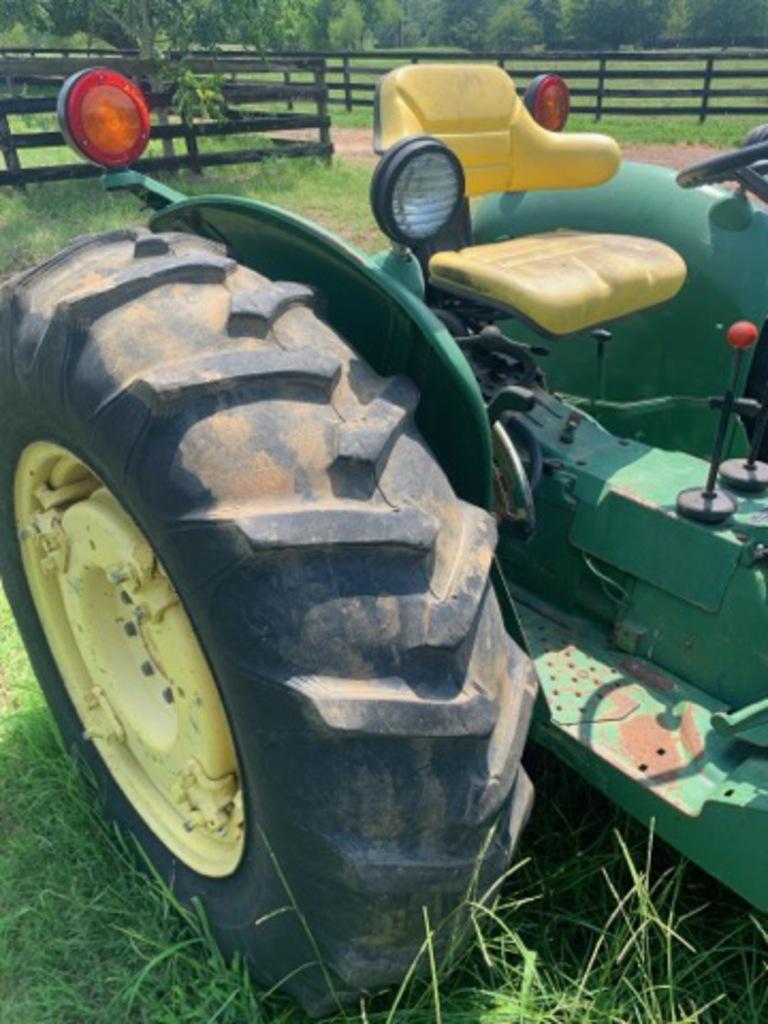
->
{"left": 677, "top": 134, "right": 768, "bottom": 202}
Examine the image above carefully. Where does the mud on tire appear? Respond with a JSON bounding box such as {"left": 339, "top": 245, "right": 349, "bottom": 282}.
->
{"left": 0, "top": 229, "right": 537, "bottom": 1013}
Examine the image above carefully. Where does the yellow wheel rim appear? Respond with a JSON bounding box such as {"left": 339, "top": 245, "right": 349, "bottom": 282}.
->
{"left": 14, "top": 442, "right": 245, "bottom": 877}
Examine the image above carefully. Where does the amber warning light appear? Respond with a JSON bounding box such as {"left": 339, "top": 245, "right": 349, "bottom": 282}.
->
{"left": 524, "top": 73, "right": 571, "bottom": 133}
{"left": 57, "top": 68, "right": 150, "bottom": 168}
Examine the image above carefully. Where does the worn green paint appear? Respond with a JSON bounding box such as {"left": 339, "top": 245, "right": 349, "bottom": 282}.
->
{"left": 370, "top": 247, "right": 426, "bottom": 300}
{"left": 102, "top": 164, "right": 768, "bottom": 913}
{"left": 501, "top": 384, "right": 768, "bottom": 910}
{"left": 103, "top": 168, "right": 186, "bottom": 209}
{"left": 474, "top": 161, "right": 768, "bottom": 459}
{"left": 521, "top": 598, "right": 768, "bottom": 911}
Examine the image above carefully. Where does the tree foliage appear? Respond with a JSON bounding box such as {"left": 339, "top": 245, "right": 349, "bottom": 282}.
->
{"left": 568, "top": 0, "right": 671, "bottom": 48}
{"left": 4, "top": 0, "right": 768, "bottom": 51}
{"left": 328, "top": 0, "right": 365, "bottom": 47}
{"left": 688, "top": 0, "right": 768, "bottom": 45}
{"left": 2, "top": 0, "right": 307, "bottom": 57}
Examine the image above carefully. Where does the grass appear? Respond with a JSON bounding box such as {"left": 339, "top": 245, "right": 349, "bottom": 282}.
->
{"left": 328, "top": 105, "right": 762, "bottom": 146}
{"left": 0, "top": 142, "right": 766, "bottom": 1022}
{"left": 0, "top": 156, "right": 386, "bottom": 276}
{"left": 1, "top": 582, "right": 766, "bottom": 1023}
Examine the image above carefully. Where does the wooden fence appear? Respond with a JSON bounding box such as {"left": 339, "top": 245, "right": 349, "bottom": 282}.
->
{"left": 0, "top": 54, "right": 332, "bottom": 189}
{"left": 2, "top": 46, "right": 767, "bottom": 187}
{"left": 300, "top": 48, "right": 768, "bottom": 121}
{"left": 6, "top": 47, "right": 762, "bottom": 121}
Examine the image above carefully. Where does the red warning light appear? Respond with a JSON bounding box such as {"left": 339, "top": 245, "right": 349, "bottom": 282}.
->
{"left": 57, "top": 68, "right": 150, "bottom": 168}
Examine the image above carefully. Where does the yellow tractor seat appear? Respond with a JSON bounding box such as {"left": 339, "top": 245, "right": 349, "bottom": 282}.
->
{"left": 376, "top": 64, "right": 689, "bottom": 337}
{"left": 429, "top": 231, "right": 688, "bottom": 338}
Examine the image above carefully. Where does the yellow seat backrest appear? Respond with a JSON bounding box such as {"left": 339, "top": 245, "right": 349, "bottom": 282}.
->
{"left": 375, "top": 64, "right": 621, "bottom": 198}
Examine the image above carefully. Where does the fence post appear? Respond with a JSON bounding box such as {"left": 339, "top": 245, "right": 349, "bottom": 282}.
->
{"left": 284, "top": 69, "right": 294, "bottom": 111}
{"left": 595, "top": 55, "right": 607, "bottom": 121}
{"left": 314, "top": 61, "right": 332, "bottom": 161}
{"left": 699, "top": 56, "right": 715, "bottom": 123}
{"left": 183, "top": 122, "right": 202, "bottom": 175}
{"left": 0, "top": 113, "right": 24, "bottom": 191}
{"left": 343, "top": 55, "right": 352, "bottom": 111}
{"left": 497, "top": 57, "right": 505, "bottom": 71}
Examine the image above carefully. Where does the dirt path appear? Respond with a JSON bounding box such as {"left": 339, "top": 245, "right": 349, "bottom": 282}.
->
{"left": 322, "top": 126, "right": 721, "bottom": 171}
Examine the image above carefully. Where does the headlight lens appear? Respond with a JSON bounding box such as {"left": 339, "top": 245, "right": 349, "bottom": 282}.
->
{"left": 57, "top": 67, "right": 151, "bottom": 168}
{"left": 391, "top": 150, "right": 463, "bottom": 240}
{"left": 371, "top": 137, "right": 465, "bottom": 246}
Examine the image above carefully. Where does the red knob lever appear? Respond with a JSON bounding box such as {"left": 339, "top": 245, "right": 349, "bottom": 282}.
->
{"left": 727, "top": 321, "right": 759, "bottom": 350}
{"left": 678, "top": 319, "right": 760, "bottom": 523}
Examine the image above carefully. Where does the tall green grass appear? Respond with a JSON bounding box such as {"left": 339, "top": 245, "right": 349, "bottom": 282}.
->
{"left": 1, "top": 579, "right": 765, "bottom": 1022}
{"left": 0, "top": 157, "right": 385, "bottom": 277}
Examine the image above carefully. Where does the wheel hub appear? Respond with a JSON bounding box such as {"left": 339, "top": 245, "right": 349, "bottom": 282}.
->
{"left": 15, "top": 442, "right": 244, "bottom": 876}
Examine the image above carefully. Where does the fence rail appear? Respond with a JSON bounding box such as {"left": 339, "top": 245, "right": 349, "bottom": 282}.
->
{"left": 297, "top": 48, "right": 768, "bottom": 120}
{"left": 0, "top": 54, "right": 332, "bottom": 189}
{"left": 1, "top": 46, "right": 767, "bottom": 184}
{"left": 3, "top": 47, "right": 768, "bottom": 121}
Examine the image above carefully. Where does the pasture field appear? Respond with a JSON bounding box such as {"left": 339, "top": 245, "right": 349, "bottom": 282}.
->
{"left": 0, "top": 149, "right": 767, "bottom": 1024}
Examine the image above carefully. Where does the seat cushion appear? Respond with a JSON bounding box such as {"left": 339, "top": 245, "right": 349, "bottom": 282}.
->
{"left": 429, "top": 230, "right": 687, "bottom": 337}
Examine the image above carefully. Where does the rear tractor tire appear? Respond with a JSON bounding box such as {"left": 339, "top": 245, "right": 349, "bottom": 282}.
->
{"left": 0, "top": 228, "right": 537, "bottom": 1013}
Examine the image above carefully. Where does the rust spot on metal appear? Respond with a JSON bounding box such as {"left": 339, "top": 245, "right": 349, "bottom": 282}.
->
{"left": 679, "top": 702, "right": 704, "bottom": 757}
{"left": 617, "top": 702, "right": 704, "bottom": 784}
{"left": 605, "top": 687, "right": 639, "bottom": 720}
{"left": 619, "top": 713, "right": 684, "bottom": 773}
{"left": 620, "top": 656, "right": 675, "bottom": 692}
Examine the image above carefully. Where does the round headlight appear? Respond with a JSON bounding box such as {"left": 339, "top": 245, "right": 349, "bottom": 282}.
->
{"left": 370, "top": 137, "right": 465, "bottom": 247}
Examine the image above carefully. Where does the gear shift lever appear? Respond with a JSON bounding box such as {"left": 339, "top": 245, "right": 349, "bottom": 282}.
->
{"left": 677, "top": 320, "right": 759, "bottom": 524}
{"left": 720, "top": 323, "right": 768, "bottom": 492}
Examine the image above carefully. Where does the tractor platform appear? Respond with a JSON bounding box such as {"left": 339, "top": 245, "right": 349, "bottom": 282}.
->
{"left": 518, "top": 594, "right": 768, "bottom": 910}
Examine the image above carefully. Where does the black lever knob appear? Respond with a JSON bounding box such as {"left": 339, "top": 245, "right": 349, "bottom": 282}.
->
{"left": 677, "top": 321, "right": 759, "bottom": 523}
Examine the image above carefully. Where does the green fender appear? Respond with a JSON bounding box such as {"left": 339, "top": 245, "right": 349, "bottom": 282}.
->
{"left": 474, "top": 161, "right": 768, "bottom": 457}
{"left": 148, "top": 192, "right": 493, "bottom": 509}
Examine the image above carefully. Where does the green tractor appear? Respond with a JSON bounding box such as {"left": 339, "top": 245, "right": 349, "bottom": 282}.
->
{"left": 3, "top": 62, "right": 768, "bottom": 1012}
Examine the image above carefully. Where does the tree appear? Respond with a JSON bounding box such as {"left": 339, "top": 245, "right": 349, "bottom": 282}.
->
{"left": 527, "top": 0, "right": 562, "bottom": 44}
{"left": 661, "top": 0, "right": 690, "bottom": 42}
{"left": 400, "top": 0, "right": 444, "bottom": 46}
{"left": 568, "top": 0, "right": 671, "bottom": 48}
{"left": 440, "top": 0, "right": 492, "bottom": 49}
{"left": 689, "top": 0, "right": 768, "bottom": 44}
{"left": 486, "top": 2, "right": 542, "bottom": 46}
{"left": 5, "top": 0, "right": 307, "bottom": 58}
{"left": 328, "top": 0, "right": 365, "bottom": 47}
{"left": 360, "top": 0, "right": 400, "bottom": 45}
